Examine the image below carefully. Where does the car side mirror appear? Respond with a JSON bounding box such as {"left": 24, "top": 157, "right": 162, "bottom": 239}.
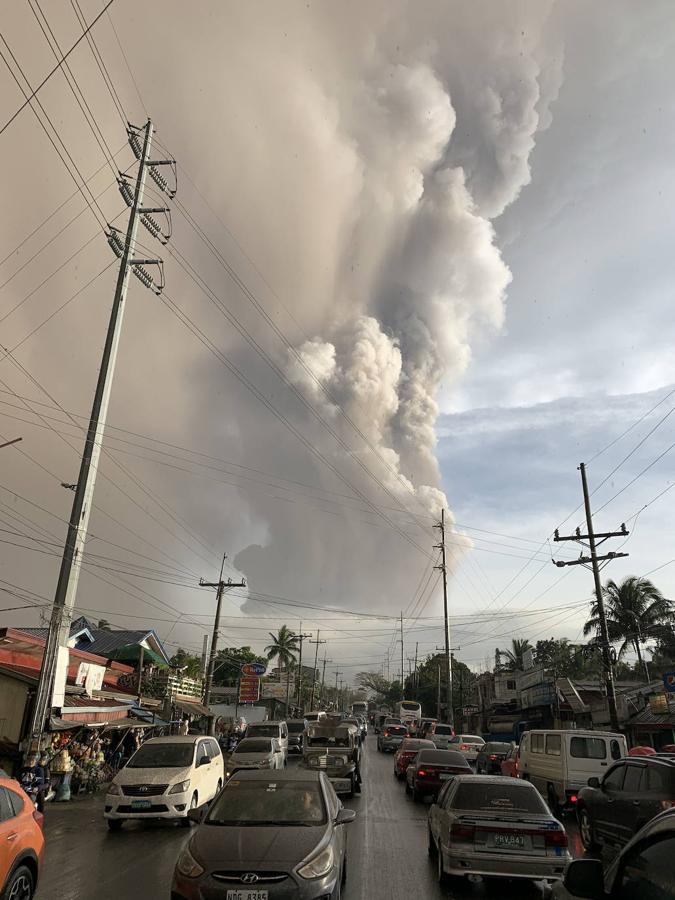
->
{"left": 187, "top": 806, "right": 206, "bottom": 824}
{"left": 587, "top": 776, "right": 600, "bottom": 788}
{"left": 335, "top": 808, "right": 356, "bottom": 825}
{"left": 563, "top": 859, "right": 604, "bottom": 899}
{"left": 198, "top": 755, "right": 210, "bottom": 767}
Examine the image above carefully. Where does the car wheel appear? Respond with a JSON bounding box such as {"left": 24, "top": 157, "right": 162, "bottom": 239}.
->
{"left": 3, "top": 864, "right": 34, "bottom": 900}
{"left": 107, "top": 819, "right": 123, "bottom": 832}
{"left": 428, "top": 826, "right": 437, "bottom": 857}
{"left": 341, "top": 854, "right": 348, "bottom": 886}
{"left": 182, "top": 792, "right": 198, "bottom": 827}
{"left": 579, "top": 808, "right": 599, "bottom": 851}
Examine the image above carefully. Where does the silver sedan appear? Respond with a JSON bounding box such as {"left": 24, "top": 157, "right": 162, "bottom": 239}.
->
{"left": 428, "top": 775, "right": 570, "bottom": 885}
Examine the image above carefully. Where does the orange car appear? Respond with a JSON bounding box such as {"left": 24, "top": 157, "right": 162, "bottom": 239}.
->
{"left": 0, "top": 776, "right": 45, "bottom": 900}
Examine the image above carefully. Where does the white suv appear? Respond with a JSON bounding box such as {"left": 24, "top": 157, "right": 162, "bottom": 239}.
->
{"left": 104, "top": 735, "right": 224, "bottom": 830}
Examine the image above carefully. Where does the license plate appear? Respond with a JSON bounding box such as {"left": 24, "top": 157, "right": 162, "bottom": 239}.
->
{"left": 494, "top": 833, "right": 525, "bottom": 849}
{"left": 226, "top": 891, "right": 268, "bottom": 900}
{"left": 130, "top": 799, "right": 151, "bottom": 810}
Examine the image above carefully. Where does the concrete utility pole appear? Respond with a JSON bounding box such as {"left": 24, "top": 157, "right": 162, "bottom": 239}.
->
{"left": 319, "top": 654, "right": 331, "bottom": 706}
{"left": 308, "top": 631, "right": 326, "bottom": 710}
{"left": 399, "top": 611, "right": 404, "bottom": 700}
{"left": 334, "top": 670, "right": 343, "bottom": 709}
{"left": 553, "top": 462, "right": 629, "bottom": 734}
{"left": 29, "top": 119, "right": 174, "bottom": 740}
{"left": 413, "top": 642, "right": 419, "bottom": 699}
{"left": 434, "top": 509, "right": 453, "bottom": 728}
{"left": 200, "top": 556, "right": 246, "bottom": 713}
{"left": 295, "top": 628, "right": 313, "bottom": 710}
{"left": 0, "top": 437, "right": 22, "bottom": 449}
{"left": 200, "top": 634, "right": 209, "bottom": 677}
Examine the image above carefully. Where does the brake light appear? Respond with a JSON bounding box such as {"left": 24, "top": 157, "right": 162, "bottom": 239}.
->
{"left": 489, "top": 755, "right": 497, "bottom": 761}
{"left": 545, "top": 830, "right": 568, "bottom": 848}
{"left": 569, "top": 794, "right": 578, "bottom": 804}
{"left": 417, "top": 769, "right": 427, "bottom": 777}
{"left": 384, "top": 730, "right": 390, "bottom": 737}
{"left": 450, "top": 823, "right": 475, "bottom": 841}
{"left": 33, "top": 810, "right": 44, "bottom": 830}
{"left": 460, "top": 744, "right": 469, "bottom": 751}
{"left": 660, "top": 800, "right": 675, "bottom": 811}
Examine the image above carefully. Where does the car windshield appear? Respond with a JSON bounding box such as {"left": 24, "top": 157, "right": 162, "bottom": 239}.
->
{"left": 306, "top": 733, "right": 351, "bottom": 747}
{"left": 286, "top": 722, "right": 306, "bottom": 733}
{"left": 207, "top": 780, "right": 327, "bottom": 826}
{"left": 247, "top": 726, "right": 280, "bottom": 738}
{"left": 453, "top": 783, "right": 547, "bottom": 814}
{"left": 485, "top": 743, "right": 512, "bottom": 753}
{"left": 127, "top": 742, "right": 193, "bottom": 768}
{"left": 235, "top": 739, "right": 272, "bottom": 753}
{"left": 434, "top": 725, "right": 453, "bottom": 735}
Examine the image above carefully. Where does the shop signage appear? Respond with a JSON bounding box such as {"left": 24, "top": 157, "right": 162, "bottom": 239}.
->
{"left": 241, "top": 662, "right": 267, "bottom": 676}
{"left": 663, "top": 672, "right": 675, "bottom": 693}
{"left": 238, "top": 676, "right": 260, "bottom": 703}
{"left": 261, "top": 681, "right": 293, "bottom": 700}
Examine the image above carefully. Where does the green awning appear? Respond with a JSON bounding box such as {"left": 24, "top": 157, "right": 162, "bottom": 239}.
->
{"left": 107, "top": 643, "right": 167, "bottom": 668}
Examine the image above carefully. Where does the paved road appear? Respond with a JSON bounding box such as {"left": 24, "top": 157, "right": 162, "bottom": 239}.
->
{"left": 36, "top": 734, "right": 585, "bottom": 899}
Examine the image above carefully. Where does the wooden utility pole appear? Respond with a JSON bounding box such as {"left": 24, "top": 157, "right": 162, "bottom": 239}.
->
{"left": 400, "top": 611, "right": 404, "bottom": 699}
{"left": 199, "top": 556, "right": 246, "bottom": 714}
{"left": 434, "top": 509, "right": 453, "bottom": 727}
{"left": 553, "top": 462, "right": 629, "bottom": 733}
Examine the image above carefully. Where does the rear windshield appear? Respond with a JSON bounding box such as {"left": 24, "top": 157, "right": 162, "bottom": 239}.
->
{"left": 570, "top": 737, "right": 607, "bottom": 759}
{"left": 451, "top": 735, "right": 484, "bottom": 745}
{"left": 286, "top": 722, "right": 306, "bottom": 733}
{"left": 235, "top": 739, "right": 272, "bottom": 753}
{"left": 208, "top": 780, "right": 326, "bottom": 826}
{"left": 386, "top": 726, "right": 408, "bottom": 735}
{"left": 401, "top": 740, "right": 433, "bottom": 751}
{"left": 453, "top": 782, "right": 547, "bottom": 814}
{"left": 305, "top": 714, "right": 322, "bottom": 721}
{"left": 401, "top": 702, "right": 420, "bottom": 710}
{"left": 418, "top": 750, "right": 468, "bottom": 766}
{"left": 485, "top": 743, "right": 512, "bottom": 753}
{"left": 247, "top": 725, "right": 280, "bottom": 738}
{"left": 384, "top": 718, "right": 402, "bottom": 725}
{"left": 127, "top": 742, "right": 193, "bottom": 768}
{"left": 434, "top": 725, "right": 454, "bottom": 735}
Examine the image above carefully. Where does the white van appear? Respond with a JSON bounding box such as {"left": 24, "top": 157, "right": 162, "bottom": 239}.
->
{"left": 519, "top": 729, "right": 627, "bottom": 813}
{"left": 104, "top": 735, "right": 224, "bottom": 830}
{"left": 244, "top": 720, "right": 289, "bottom": 761}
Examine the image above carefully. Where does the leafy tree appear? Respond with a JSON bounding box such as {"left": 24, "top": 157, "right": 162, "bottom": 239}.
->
{"left": 212, "top": 646, "right": 266, "bottom": 687}
{"left": 169, "top": 647, "right": 203, "bottom": 678}
{"left": 264, "top": 625, "right": 299, "bottom": 711}
{"left": 497, "top": 638, "right": 533, "bottom": 672}
{"left": 651, "top": 624, "right": 675, "bottom": 669}
{"left": 97, "top": 619, "right": 113, "bottom": 631}
{"left": 584, "top": 576, "right": 672, "bottom": 676}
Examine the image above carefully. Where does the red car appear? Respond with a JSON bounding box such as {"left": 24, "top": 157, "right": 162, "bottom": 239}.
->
{"left": 501, "top": 744, "right": 520, "bottom": 778}
{"left": 393, "top": 738, "right": 436, "bottom": 780}
{"left": 406, "top": 749, "right": 471, "bottom": 801}
{"left": 0, "top": 776, "right": 45, "bottom": 899}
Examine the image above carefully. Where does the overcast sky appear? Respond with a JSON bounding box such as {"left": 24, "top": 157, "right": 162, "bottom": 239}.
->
{"left": 1, "top": 0, "right": 675, "bottom": 683}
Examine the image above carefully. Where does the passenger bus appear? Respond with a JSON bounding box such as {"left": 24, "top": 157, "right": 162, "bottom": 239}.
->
{"left": 351, "top": 700, "right": 368, "bottom": 716}
{"left": 394, "top": 700, "right": 422, "bottom": 730}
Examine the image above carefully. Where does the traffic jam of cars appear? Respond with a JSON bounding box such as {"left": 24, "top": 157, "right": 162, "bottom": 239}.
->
{"left": 375, "top": 705, "right": 675, "bottom": 898}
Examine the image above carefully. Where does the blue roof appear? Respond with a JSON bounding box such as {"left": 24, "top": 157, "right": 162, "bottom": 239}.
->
{"left": 18, "top": 616, "right": 170, "bottom": 665}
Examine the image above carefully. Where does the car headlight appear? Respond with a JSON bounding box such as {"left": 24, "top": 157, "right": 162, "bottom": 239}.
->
{"left": 169, "top": 779, "right": 191, "bottom": 794}
{"left": 107, "top": 783, "right": 120, "bottom": 795}
{"left": 298, "top": 844, "right": 335, "bottom": 879}
{"left": 175, "top": 845, "right": 204, "bottom": 879}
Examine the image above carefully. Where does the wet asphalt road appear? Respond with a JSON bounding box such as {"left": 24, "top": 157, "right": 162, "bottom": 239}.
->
{"left": 36, "top": 734, "right": 585, "bottom": 899}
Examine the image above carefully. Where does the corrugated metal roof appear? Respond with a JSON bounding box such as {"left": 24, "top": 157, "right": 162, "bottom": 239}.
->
{"left": 17, "top": 616, "right": 169, "bottom": 664}
{"left": 627, "top": 706, "right": 675, "bottom": 727}
{"left": 63, "top": 696, "right": 132, "bottom": 710}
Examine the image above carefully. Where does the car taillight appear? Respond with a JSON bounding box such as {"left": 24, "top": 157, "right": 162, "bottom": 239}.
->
{"left": 384, "top": 731, "right": 390, "bottom": 737}
{"left": 460, "top": 744, "right": 469, "bottom": 750}
{"left": 489, "top": 755, "right": 497, "bottom": 761}
{"left": 660, "top": 800, "right": 675, "bottom": 811}
{"left": 417, "top": 769, "right": 427, "bottom": 777}
{"left": 569, "top": 794, "right": 578, "bottom": 804}
{"left": 545, "top": 829, "right": 568, "bottom": 848}
{"left": 450, "top": 823, "right": 475, "bottom": 841}
{"left": 33, "top": 810, "right": 44, "bottom": 830}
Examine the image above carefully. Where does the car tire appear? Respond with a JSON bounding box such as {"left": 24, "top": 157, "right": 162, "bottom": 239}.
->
{"left": 182, "top": 792, "right": 198, "bottom": 827}
{"left": 2, "top": 864, "right": 34, "bottom": 900}
{"left": 341, "top": 854, "right": 348, "bottom": 886}
{"left": 428, "top": 827, "right": 437, "bottom": 857}
{"left": 436, "top": 846, "right": 449, "bottom": 885}
{"left": 579, "top": 808, "right": 599, "bottom": 852}
{"left": 107, "top": 819, "right": 123, "bottom": 832}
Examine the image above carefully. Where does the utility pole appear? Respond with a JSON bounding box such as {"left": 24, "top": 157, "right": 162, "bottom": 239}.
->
{"left": 319, "top": 654, "right": 331, "bottom": 706}
{"left": 434, "top": 509, "right": 453, "bottom": 728}
{"left": 436, "top": 664, "right": 441, "bottom": 720}
{"left": 308, "top": 632, "right": 326, "bottom": 710}
{"left": 200, "top": 634, "right": 209, "bottom": 677}
{"left": 29, "top": 120, "right": 175, "bottom": 740}
{"left": 553, "top": 462, "right": 629, "bottom": 733}
{"left": 399, "top": 611, "right": 404, "bottom": 700}
{"left": 0, "top": 437, "right": 22, "bottom": 449}
{"left": 334, "top": 670, "right": 343, "bottom": 710}
{"left": 295, "top": 628, "right": 313, "bottom": 711}
{"left": 199, "top": 556, "right": 246, "bottom": 716}
{"left": 413, "top": 642, "right": 419, "bottom": 700}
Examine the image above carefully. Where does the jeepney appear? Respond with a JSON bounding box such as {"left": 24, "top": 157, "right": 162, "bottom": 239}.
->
{"left": 301, "top": 723, "right": 361, "bottom": 797}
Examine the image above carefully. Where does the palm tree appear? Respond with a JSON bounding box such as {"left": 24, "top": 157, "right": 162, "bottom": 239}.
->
{"left": 264, "top": 625, "right": 300, "bottom": 712}
{"left": 583, "top": 576, "right": 672, "bottom": 681}
{"left": 498, "top": 638, "right": 533, "bottom": 672}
